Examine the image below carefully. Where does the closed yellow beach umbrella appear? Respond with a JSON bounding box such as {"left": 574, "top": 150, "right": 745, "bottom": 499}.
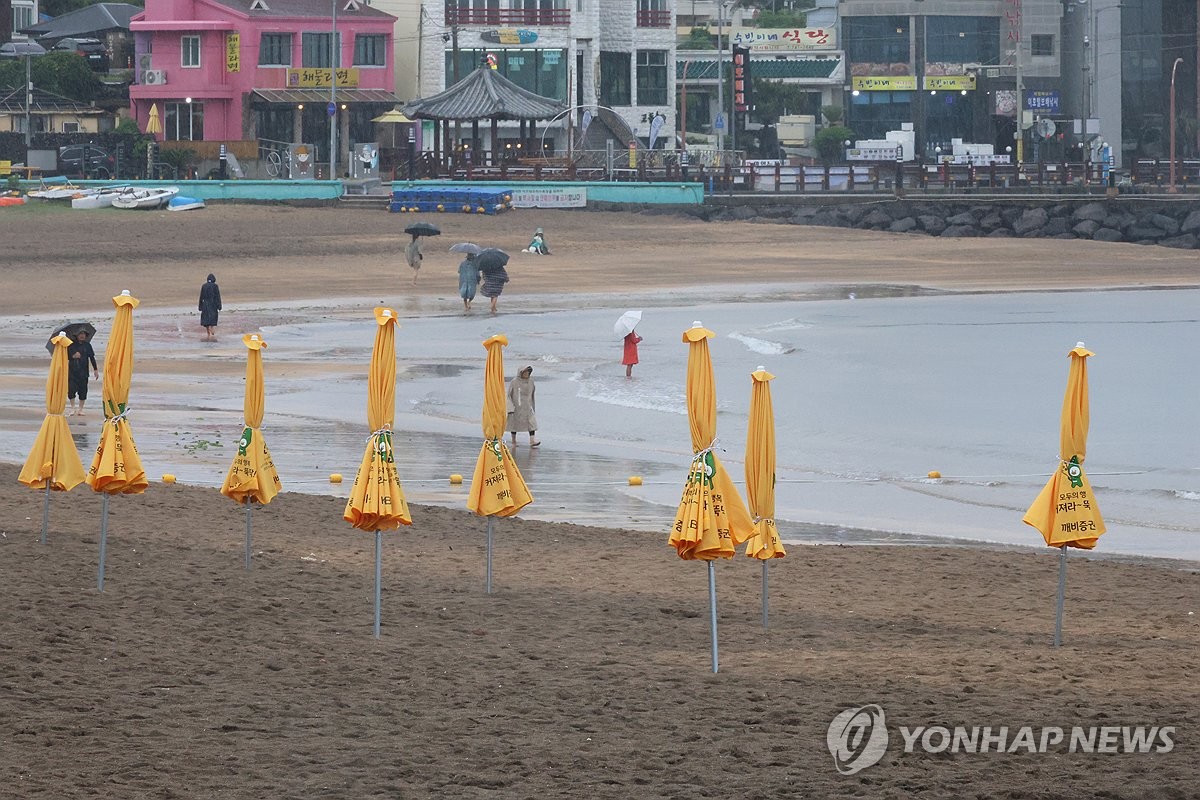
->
{"left": 668, "top": 322, "right": 753, "bottom": 672}
{"left": 20, "top": 331, "right": 85, "bottom": 544}
{"left": 146, "top": 103, "right": 162, "bottom": 135}
{"left": 467, "top": 334, "right": 532, "bottom": 593}
{"left": 1022, "top": 342, "right": 1106, "bottom": 647}
{"left": 221, "top": 333, "right": 282, "bottom": 570}
{"left": 745, "top": 366, "right": 785, "bottom": 628}
{"left": 85, "top": 291, "right": 148, "bottom": 590}
{"left": 343, "top": 308, "right": 411, "bottom": 637}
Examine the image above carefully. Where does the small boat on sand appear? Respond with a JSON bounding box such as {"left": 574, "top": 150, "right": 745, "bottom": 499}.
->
{"left": 167, "top": 195, "right": 205, "bottom": 211}
{"left": 111, "top": 186, "right": 180, "bottom": 209}
{"left": 27, "top": 177, "right": 83, "bottom": 201}
{"left": 71, "top": 185, "right": 130, "bottom": 209}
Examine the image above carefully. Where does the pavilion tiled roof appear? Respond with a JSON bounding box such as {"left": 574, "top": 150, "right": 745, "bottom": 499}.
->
{"left": 403, "top": 67, "right": 566, "bottom": 122}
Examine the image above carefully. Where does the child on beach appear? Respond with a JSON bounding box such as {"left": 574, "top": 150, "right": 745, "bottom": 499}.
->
{"left": 405, "top": 234, "right": 423, "bottom": 284}
{"left": 622, "top": 329, "right": 642, "bottom": 378}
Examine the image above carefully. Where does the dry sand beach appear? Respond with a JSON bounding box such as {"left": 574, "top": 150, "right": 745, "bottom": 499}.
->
{"left": 2, "top": 204, "right": 1199, "bottom": 797}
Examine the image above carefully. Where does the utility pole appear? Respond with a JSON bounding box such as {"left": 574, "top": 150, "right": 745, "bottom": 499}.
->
{"left": 330, "top": 0, "right": 338, "bottom": 180}
{"left": 1014, "top": 0, "right": 1024, "bottom": 166}
{"left": 450, "top": 0, "right": 461, "bottom": 152}
{"left": 715, "top": 1, "right": 724, "bottom": 152}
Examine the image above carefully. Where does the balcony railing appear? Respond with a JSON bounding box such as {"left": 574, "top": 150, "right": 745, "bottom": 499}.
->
{"left": 445, "top": 8, "right": 571, "bottom": 26}
{"left": 636, "top": 9, "right": 672, "bottom": 28}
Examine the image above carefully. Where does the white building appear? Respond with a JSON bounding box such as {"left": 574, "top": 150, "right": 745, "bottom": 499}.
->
{"left": 10, "top": 0, "right": 39, "bottom": 41}
{"left": 417, "top": 0, "right": 678, "bottom": 154}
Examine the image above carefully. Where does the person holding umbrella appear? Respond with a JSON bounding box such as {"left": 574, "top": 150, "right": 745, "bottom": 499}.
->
{"left": 458, "top": 252, "right": 482, "bottom": 312}
{"left": 404, "top": 221, "right": 441, "bottom": 286}
{"left": 67, "top": 329, "right": 99, "bottom": 416}
{"left": 476, "top": 248, "right": 510, "bottom": 314}
{"left": 616, "top": 310, "right": 643, "bottom": 379}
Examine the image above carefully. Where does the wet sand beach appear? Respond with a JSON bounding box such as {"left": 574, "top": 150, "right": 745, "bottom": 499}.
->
{"left": 2, "top": 204, "right": 1200, "bottom": 796}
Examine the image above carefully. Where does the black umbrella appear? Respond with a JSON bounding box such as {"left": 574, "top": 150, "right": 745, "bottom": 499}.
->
{"left": 475, "top": 248, "right": 510, "bottom": 274}
{"left": 46, "top": 321, "right": 95, "bottom": 354}
{"left": 404, "top": 221, "right": 441, "bottom": 237}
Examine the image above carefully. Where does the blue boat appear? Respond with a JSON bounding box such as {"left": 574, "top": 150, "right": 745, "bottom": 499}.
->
{"left": 168, "top": 195, "right": 206, "bottom": 211}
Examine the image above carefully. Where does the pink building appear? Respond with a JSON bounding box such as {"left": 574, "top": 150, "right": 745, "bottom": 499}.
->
{"left": 130, "top": 0, "right": 397, "bottom": 161}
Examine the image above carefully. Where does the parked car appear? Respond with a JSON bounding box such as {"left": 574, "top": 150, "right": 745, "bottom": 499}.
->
{"left": 57, "top": 144, "right": 117, "bottom": 179}
{"left": 53, "top": 38, "right": 109, "bottom": 72}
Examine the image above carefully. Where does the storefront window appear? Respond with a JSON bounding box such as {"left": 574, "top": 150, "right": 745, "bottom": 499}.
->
{"left": 848, "top": 91, "right": 912, "bottom": 141}
{"left": 636, "top": 50, "right": 668, "bottom": 106}
{"left": 600, "top": 51, "right": 631, "bottom": 106}
{"left": 443, "top": 49, "right": 568, "bottom": 100}
{"left": 164, "top": 101, "right": 204, "bottom": 141}
{"left": 845, "top": 17, "right": 910, "bottom": 69}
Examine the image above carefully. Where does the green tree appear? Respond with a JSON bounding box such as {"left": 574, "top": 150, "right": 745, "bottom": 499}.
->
{"left": 684, "top": 26, "right": 716, "bottom": 50}
{"left": 756, "top": 7, "right": 812, "bottom": 28}
{"left": 813, "top": 125, "right": 855, "bottom": 164}
{"left": 0, "top": 52, "right": 101, "bottom": 102}
{"left": 751, "top": 78, "right": 818, "bottom": 125}
{"left": 820, "top": 104, "right": 844, "bottom": 125}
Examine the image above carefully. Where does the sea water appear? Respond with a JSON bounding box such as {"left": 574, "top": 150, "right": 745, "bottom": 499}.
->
{"left": 2, "top": 286, "right": 1197, "bottom": 561}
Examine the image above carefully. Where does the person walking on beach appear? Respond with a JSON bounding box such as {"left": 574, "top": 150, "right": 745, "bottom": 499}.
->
{"left": 622, "top": 329, "right": 643, "bottom": 378}
{"left": 67, "top": 329, "right": 99, "bottom": 416}
{"left": 506, "top": 365, "right": 539, "bottom": 447}
{"left": 458, "top": 253, "right": 482, "bottom": 312}
{"left": 405, "top": 234, "right": 423, "bottom": 285}
{"left": 199, "top": 273, "right": 222, "bottom": 341}
{"left": 480, "top": 264, "right": 509, "bottom": 314}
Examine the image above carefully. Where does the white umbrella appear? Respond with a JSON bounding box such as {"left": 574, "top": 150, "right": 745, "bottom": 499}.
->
{"left": 615, "top": 310, "right": 642, "bottom": 339}
{"left": 449, "top": 242, "right": 484, "bottom": 256}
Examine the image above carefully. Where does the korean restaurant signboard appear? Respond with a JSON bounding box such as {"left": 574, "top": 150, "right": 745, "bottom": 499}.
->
{"left": 851, "top": 76, "right": 917, "bottom": 92}
{"left": 922, "top": 75, "right": 976, "bottom": 91}
{"left": 286, "top": 68, "right": 361, "bottom": 88}
{"left": 730, "top": 27, "right": 836, "bottom": 50}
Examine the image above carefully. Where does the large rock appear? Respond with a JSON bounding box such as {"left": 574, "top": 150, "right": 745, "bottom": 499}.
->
{"left": 940, "top": 224, "right": 980, "bottom": 237}
{"left": 1039, "top": 218, "right": 1071, "bottom": 237}
{"left": 1071, "top": 202, "right": 1109, "bottom": 222}
{"left": 758, "top": 205, "right": 793, "bottom": 219}
{"left": 728, "top": 206, "right": 758, "bottom": 221}
{"left": 1093, "top": 227, "right": 1124, "bottom": 242}
{"left": 946, "top": 211, "right": 978, "bottom": 226}
{"left": 1012, "top": 207, "right": 1049, "bottom": 235}
{"left": 811, "top": 210, "right": 844, "bottom": 227}
{"left": 862, "top": 209, "right": 894, "bottom": 227}
{"left": 1104, "top": 213, "right": 1136, "bottom": 232}
{"left": 790, "top": 206, "right": 820, "bottom": 221}
{"left": 889, "top": 217, "right": 918, "bottom": 233}
{"left": 1180, "top": 209, "right": 1200, "bottom": 233}
{"left": 1000, "top": 206, "right": 1025, "bottom": 226}
{"left": 1148, "top": 212, "right": 1181, "bottom": 236}
{"left": 842, "top": 204, "right": 870, "bottom": 223}
{"left": 986, "top": 228, "right": 1013, "bottom": 237}
{"left": 1126, "top": 225, "right": 1166, "bottom": 242}
{"left": 917, "top": 215, "right": 947, "bottom": 235}
{"left": 978, "top": 212, "right": 1005, "bottom": 231}
{"left": 1072, "top": 220, "right": 1100, "bottom": 237}
{"left": 1160, "top": 233, "right": 1198, "bottom": 249}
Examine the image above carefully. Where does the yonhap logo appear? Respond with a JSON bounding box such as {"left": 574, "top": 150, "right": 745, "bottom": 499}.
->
{"left": 827, "top": 704, "right": 889, "bottom": 775}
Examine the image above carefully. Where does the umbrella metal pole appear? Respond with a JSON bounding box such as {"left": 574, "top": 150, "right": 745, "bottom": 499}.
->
{"left": 708, "top": 561, "right": 719, "bottom": 673}
{"left": 486, "top": 516, "right": 494, "bottom": 595}
{"left": 374, "top": 530, "right": 382, "bottom": 639}
{"left": 1054, "top": 545, "right": 1067, "bottom": 647}
{"left": 97, "top": 494, "right": 110, "bottom": 591}
{"left": 762, "top": 560, "right": 769, "bottom": 629}
{"left": 244, "top": 503, "right": 254, "bottom": 570}
{"left": 40, "top": 480, "right": 51, "bottom": 544}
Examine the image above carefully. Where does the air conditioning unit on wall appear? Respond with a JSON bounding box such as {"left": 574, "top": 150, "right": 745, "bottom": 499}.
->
{"left": 138, "top": 53, "right": 153, "bottom": 71}
{"left": 142, "top": 69, "right": 167, "bottom": 85}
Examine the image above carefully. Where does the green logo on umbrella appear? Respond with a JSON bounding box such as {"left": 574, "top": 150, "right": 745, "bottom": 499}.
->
{"left": 1066, "top": 455, "right": 1083, "bottom": 488}
{"left": 237, "top": 427, "right": 253, "bottom": 456}
{"left": 375, "top": 431, "right": 395, "bottom": 464}
{"left": 689, "top": 451, "right": 716, "bottom": 489}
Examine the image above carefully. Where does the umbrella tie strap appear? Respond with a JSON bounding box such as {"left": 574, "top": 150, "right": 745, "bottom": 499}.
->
{"left": 690, "top": 438, "right": 720, "bottom": 464}
{"left": 366, "top": 426, "right": 392, "bottom": 443}
{"left": 108, "top": 406, "right": 131, "bottom": 425}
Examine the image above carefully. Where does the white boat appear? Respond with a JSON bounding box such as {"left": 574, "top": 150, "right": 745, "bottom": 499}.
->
{"left": 167, "top": 195, "right": 205, "bottom": 211}
{"left": 27, "top": 177, "right": 83, "bottom": 201}
{"left": 71, "top": 185, "right": 130, "bottom": 210}
{"left": 111, "top": 186, "right": 180, "bottom": 210}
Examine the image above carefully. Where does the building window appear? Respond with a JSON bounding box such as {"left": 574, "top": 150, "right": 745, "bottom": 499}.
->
{"left": 259, "top": 33, "right": 292, "bottom": 66}
{"left": 353, "top": 34, "right": 385, "bottom": 66}
{"left": 62, "top": 121, "right": 81, "bottom": 133}
{"left": 12, "top": 4, "right": 35, "bottom": 32}
{"left": 844, "top": 16, "right": 910, "bottom": 70}
{"left": 636, "top": 50, "right": 667, "bottom": 106}
{"left": 1030, "top": 34, "right": 1054, "bottom": 57}
{"left": 181, "top": 35, "right": 201, "bottom": 68}
{"left": 302, "top": 32, "right": 340, "bottom": 68}
{"left": 600, "top": 51, "right": 631, "bottom": 106}
{"left": 164, "top": 101, "right": 204, "bottom": 141}
{"left": 924, "top": 16, "right": 999, "bottom": 65}
{"left": 445, "top": 49, "right": 568, "bottom": 100}
{"left": 637, "top": 0, "right": 669, "bottom": 28}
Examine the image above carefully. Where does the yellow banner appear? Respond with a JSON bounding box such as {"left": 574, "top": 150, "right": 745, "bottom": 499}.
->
{"left": 851, "top": 76, "right": 917, "bottom": 92}
{"left": 226, "top": 32, "right": 240, "bottom": 73}
{"left": 286, "top": 68, "right": 361, "bottom": 88}
{"left": 923, "top": 75, "right": 977, "bottom": 91}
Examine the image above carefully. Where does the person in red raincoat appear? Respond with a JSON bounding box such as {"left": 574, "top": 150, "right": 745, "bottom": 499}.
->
{"left": 622, "top": 329, "right": 642, "bottom": 378}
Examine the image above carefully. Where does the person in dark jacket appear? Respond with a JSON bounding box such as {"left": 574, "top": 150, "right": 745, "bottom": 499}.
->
{"left": 199, "top": 273, "right": 222, "bottom": 341}
{"left": 67, "top": 330, "right": 99, "bottom": 416}
{"left": 480, "top": 266, "right": 509, "bottom": 314}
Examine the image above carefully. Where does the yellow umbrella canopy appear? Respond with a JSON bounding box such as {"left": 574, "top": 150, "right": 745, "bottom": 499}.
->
{"left": 669, "top": 323, "right": 754, "bottom": 561}
{"left": 467, "top": 334, "right": 532, "bottom": 517}
{"left": 1023, "top": 343, "right": 1106, "bottom": 549}
{"left": 86, "top": 291, "right": 147, "bottom": 495}
{"left": 343, "top": 307, "right": 412, "bottom": 531}
{"left": 146, "top": 103, "right": 162, "bottom": 135}
{"left": 20, "top": 332, "right": 85, "bottom": 492}
{"left": 744, "top": 367, "right": 785, "bottom": 560}
{"left": 221, "top": 333, "right": 282, "bottom": 505}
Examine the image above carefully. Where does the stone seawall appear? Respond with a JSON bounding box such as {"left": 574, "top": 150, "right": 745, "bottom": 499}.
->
{"left": 666, "top": 199, "right": 1200, "bottom": 250}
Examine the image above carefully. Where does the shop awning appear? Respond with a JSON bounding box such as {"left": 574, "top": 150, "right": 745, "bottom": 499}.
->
{"left": 251, "top": 88, "right": 402, "bottom": 105}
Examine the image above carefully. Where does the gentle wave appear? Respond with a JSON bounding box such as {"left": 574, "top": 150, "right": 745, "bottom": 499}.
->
{"left": 727, "top": 332, "right": 796, "bottom": 355}
{"left": 570, "top": 371, "right": 687, "bottom": 415}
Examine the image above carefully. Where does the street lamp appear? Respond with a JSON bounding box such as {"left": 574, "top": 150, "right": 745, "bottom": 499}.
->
{"left": 1169, "top": 56, "right": 1184, "bottom": 192}
{"left": 0, "top": 41, "right": 47, "bottom": 148}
